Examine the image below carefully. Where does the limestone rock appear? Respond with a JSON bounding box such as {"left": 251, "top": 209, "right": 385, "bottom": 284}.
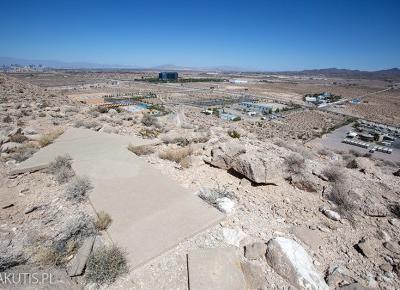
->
{"left": 383, "top": 241, "right": 400, "bottom": 255}
{"left": 266, "top": 237, "right": 329, "bottom": 290}
{"left": 222, "top": 228, "right": 247, "bottom": 247}
{"left": 1, "top": 142, "right": 23, "bottom": 153}
{"left": 339, "top": 283, "right": 374, "bottom": 290}
{"left": 241, "top": 261, "right": 267, "bottom": 290}
{"left": 320, "top": 207, "right": 341, "bottom": 221}
{"left": 99, "top": 124, "right": 117, "bottom": 134}
{"left": 244, "top": 242, "right": 267, "bottom": 260}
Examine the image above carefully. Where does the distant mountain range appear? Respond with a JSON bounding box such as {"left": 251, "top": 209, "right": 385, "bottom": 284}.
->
{"left": 1, "top": 56, "right": 399, "bottom": 80}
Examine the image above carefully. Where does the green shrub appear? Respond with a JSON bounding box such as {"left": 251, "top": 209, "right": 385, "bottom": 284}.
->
{"left": 228, "top": 130, "right": 240, "bottom": 138}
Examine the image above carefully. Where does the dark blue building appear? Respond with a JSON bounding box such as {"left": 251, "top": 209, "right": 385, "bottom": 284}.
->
{"left": 159, "top": 71, "right": 178, "bottom": 81}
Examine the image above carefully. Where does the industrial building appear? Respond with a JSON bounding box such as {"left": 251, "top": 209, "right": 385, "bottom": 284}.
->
{"left": 240, "top": 102, "right": 272, "bottom": 114}
{"left": 159, "top": 72, "right": 178, "bottom": 81}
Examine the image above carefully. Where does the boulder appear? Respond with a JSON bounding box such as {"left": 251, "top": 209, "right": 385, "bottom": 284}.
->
{"left": 320, "top": 207, "right": 341, "bottom": 221}
{"left": 266, "top": 237, "right": 329, "bottom": 290}
{"left": 339, "top": 283, "right": 374, "bottom": 290}
{"left": 241, "top": 261, "right": 267, "bottom": 289}
{"left": 222, "top": 228, "right": 247, "bottom": 247}
{"left": 244, "top": 242, "right": 267, "bottom": 260}
{"left": 205, "top": 140, "right": 245, "bottom": 170}
{"left": 1, "top": 142, "right": 23, "bottom": 153}
{"left": 354, "top": 238, "right": 377, "bottom": 258}
{"left": 99, "top": 124, "right": 117, "bottom": 134}
{"left": 7, "top": 127, "right": 22, "bottom": 137}
{"left": 383, "top": 241, "right": 400, "bottom": 255}
{"left": 325, "top": 265, "right": 356, "bottom": 288}
{"left": 22, "top": 127, "right": 38, "bottom": 135}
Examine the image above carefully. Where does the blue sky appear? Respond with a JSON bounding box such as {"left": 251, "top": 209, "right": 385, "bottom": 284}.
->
{"left": 0, "top": 0, "right": 399, "bottom": 70}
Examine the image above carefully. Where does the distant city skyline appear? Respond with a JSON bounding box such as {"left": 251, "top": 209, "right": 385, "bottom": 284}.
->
{"left": 1, "top": 0, "right": 399, "bottom": 71}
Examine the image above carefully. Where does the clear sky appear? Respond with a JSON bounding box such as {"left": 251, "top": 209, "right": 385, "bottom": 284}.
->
{"left": 0, "top": 0, "right": 399, "bottom": 70}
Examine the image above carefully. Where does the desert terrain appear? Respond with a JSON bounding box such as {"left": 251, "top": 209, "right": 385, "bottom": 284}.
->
{"left": 1, "top": 70, "right": 400, "bottom": 290}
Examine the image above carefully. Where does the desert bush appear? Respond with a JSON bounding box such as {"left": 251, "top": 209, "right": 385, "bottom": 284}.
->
{"left": 3, "top": 115, "right": 12, "bottom": 123}
{"left": 9, "top": 133, "right": 28, "bottom": 143}
{"left": 128, "top": 144, "right": 155, "bottom": 156}
{"left": 198, "top": 186, "right": 235, "bottom": 207}
{"left": 317, "top": 148, "right": 333, "bottom": 157}
{"left": 96, "top": 211, "right": 112, "bottom": 231}
{"left": 326, "top": 182, "right": 358, "bottom": 219}
{"left": 85, "top": 245, "right": 128, "bottom": 285}
{"left": 285, "top": 153, "right": 305, "bottom": 175}
{"left": 159, "top": 146, "right": 193, "bottom": 164}
{"left": 228, "top": 130, "right": 240, "bottom": 139}
{"left": 139, "top": 128, "right": 160, "bottom": 139}
{"left": 36, "top": 246, "right": 64, "bottom": 266}
{"left": 322, "top": 166, "right": 346, "bottom": 183}
{"left": 11, "top": 145, "right": 38, "bottom": 162}
{"left": 38, "top": 112, "right": 46, "bottom": 117}
{"left": 96, "top": 106, "right": 109, "bottom": 114}
{"left": 346, "top": 159, "right": 358, "bottom": 169}
{"left": 74, "top": 119, "right": 99, "bottom": 129}
{"left": 141, "top": 113, "right": 158, "bottom": 127}
{"left": 48, "top": 154, "right": 75, "bottom": 184}
{"left": 39, "top": 129, "right": 64, "bottom": 147}
{"left": 66, "top": 176, "right": 92, "bottom": 200}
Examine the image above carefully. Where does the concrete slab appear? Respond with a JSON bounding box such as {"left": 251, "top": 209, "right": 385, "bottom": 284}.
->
{"left": 11, "top": 128, "right": 224, "bottom": 269}
{"left": 187, "top": 247, "right": 247, "bottom": 290}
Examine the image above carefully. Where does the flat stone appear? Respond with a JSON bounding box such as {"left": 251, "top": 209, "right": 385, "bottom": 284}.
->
{"left": 1, "top": 142, "right": 23, "bottom": 153}
{"left": 383, "top": 241, "right": 400, "bottom": 255}
{"left": 325, "top": 265, "right": 356, "bottom": 288}
{"left": 67, "top": 236, "right": 95, "bottom": 277}
{"left": 187, "top": 247, "right": 246, "bottom": 290}
{"left": 320, "top": 207, "right": 341, "bottom": 221}
{"left": 291, "top": 226, "right": 324, "bottom": 252}
{"left": 244, "top": 242, "right": 267, "bottom": 260}
{"left": 223, "top": 228, "right": 247, "bottom": 247}
{"left": 266, "top": 237, "right": 329, "bottom": 290}
{"left": 339, "top": 283, "right": 374, "bottom": 290}
{"left": 241, "top": 261, "right": 267, "bottom": 289}
{"left": 355, "top": 238, "right": 376, "bottom": 258}
{"left": 12, "top": 128, "right": 223, "bottom": 268}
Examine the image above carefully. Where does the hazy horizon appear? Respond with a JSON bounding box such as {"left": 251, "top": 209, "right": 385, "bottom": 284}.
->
{"left": 1, "top": 0, "right": 399, "bottom": 71}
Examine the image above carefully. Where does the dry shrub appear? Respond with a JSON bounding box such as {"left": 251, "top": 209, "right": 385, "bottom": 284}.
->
{"left": 74, "top": 119, "right": 99, "bottom": 129}
{"left": 317, "top": 147, "right": 333, "bottom": 157}
{"left": 39, "top": 129, "right": 64, "bottom": 147}
{"left": 139, "top": 128, "right": 160, "bottom": 139}
{"left": 85, "top": 245, "right": 128, "bottom": 285}
{"left": 285, "top": 153, "right": 305, "bottom": 175}
{"left": 36, "top": 247, "right": 63, "bottom": 266}
{"left": 96, "top": 211, "right": 112, "bottom": 231}
{"left": 128, "top": 144, "right": 155, "bottom": 156}
{"left": 322, "top": 166, "right": 345, "bottom": 183}
{"left": 48, "top": 154, "right": 75, "bottom": 184}
{"left": 141, "top": 113, "right": 158, "bottom": 127}
{"left": 326, "top": 182, "right": 358, "bottom": 220}
{"left": 198, "top": 186, "right": 235, "bottom": 207}
{"left": 9, "top": 133, "right": 28, "bottom": 143}
{"left": 66, "top": 176, "right": 92, "bottom": 200}
{"left": 159, "top": 146, "right": 193, "bottom": 164}
{"left": 346, "top": 159, "right": 358, "bottom": 169}
{"left": 228, "top": 130, "right": 240, "bottom": 139}
{"left": 11, "top": 145, "right": 38, "bottom": 162}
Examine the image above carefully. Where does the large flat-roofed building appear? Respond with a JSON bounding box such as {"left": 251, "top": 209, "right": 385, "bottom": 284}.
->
{"left": 159, "top": 71, "right": 178, "bottom": 81}
{"left": 240, "top": 102, "right": 272, "bottom": 114}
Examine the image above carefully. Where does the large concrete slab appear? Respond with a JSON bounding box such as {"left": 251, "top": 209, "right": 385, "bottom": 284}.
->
{"left": 11, "top": 128, "right": 224, "bottom": 268}
{"left": 187, "top": 247, "right": 247, "bottom": 290}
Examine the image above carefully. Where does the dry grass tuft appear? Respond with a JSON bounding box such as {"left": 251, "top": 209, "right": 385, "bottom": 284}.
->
{"left": 66, "top": 176, "right": 92, "bottom": 200}
{"left": 285, "top": 153, "right": 305, "bottom": 175}
{"left": 39, "top": 129, "right": 64, "bottom": 147}
{"left": 48, "top": 154, "right": 75, "bottom": 184}
{"left": 96, "top": 211, "right": 112, "bottom": 231}
{"left": 159, "top": 146, "right": 193, "bottom": 164}
{"left": 322, "top": 166, "right": 346, "bottom": 183}
{"left": 85, "top": 245, "right": 128, "bottom": 285}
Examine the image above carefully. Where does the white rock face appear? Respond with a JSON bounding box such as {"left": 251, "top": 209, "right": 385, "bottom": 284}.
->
{"left": 320, "top": 208, "right": 341, "bottom": 221}
{"left": 266, "top": 237, "right": 329, "bottom": 290}
{"left": 222, "top": 228, "right": 247, "bottom": 247}
{"left": 1, "top": 142, "right": 23, "bottom": 153}
{"left": 216, "top": 197, "right": 235, "bottom": 214}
